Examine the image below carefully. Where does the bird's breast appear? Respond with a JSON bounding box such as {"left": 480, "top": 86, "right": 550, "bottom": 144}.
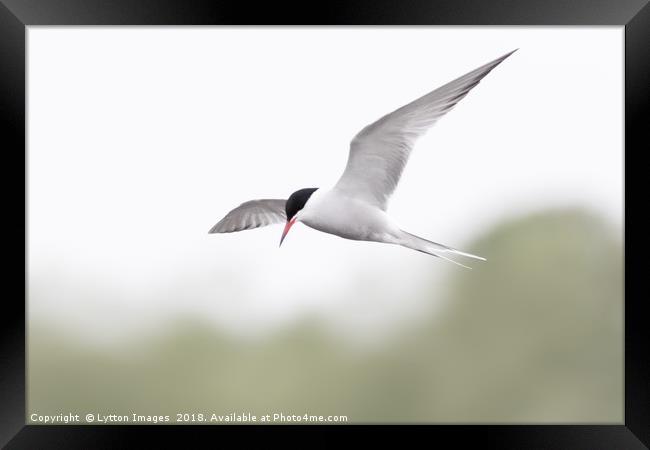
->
{"left": 298, "top": 190, "right": 397, "bottom": 242}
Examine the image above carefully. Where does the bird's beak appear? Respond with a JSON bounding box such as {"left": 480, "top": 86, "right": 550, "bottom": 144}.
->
{"left": 279, "top": 216, "right": 297, "bottom": 247}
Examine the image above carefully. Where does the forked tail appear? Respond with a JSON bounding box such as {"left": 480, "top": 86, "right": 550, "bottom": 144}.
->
{"left": 398, "top": 230, "right": 486, "bottom": 269}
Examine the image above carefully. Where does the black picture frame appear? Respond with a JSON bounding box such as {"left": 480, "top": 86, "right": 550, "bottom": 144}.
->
{"left": 1, "top": 1, "right": 647, "bottom": 448}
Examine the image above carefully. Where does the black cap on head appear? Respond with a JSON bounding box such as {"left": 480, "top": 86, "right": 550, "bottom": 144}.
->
{"left": 285, "top": 188, "right": 318, "bottom": 220}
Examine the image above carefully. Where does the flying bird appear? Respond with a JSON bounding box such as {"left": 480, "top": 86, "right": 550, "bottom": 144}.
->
{"left": 209, "top": 50, "right": 516, "bottom": 268}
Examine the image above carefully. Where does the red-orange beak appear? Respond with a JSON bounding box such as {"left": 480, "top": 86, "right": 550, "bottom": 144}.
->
{"left": 279, "top": 216, "right": 297, "bottom": 247}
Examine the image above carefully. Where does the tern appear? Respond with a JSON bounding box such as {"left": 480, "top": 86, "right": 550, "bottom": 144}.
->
{"left": 209, "top": 50, "right": 516, "bottom": 268}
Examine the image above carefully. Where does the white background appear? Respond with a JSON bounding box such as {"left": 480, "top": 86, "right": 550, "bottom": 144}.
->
{"left": 28, "top": 27, "right": 623, "bottom": 343}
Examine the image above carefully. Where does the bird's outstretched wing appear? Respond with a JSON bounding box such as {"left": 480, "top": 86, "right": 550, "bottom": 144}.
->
{"left": 334, "top": 49, "right": 517, "bottom": 210}
{"left": 209, "top": 199, "right": 287, "bottom": 233}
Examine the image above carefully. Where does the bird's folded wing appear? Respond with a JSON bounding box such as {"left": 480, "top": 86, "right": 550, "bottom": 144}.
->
{"left": 209, "top": 199, "right": 287, "bottom": 233}
{"left": 334, "top": 49, "right": 517, "bottom": 210}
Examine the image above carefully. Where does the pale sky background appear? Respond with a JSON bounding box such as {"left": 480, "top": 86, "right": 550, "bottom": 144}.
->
{"left": 27, "top": 27, "right": 623, "bottom": 344}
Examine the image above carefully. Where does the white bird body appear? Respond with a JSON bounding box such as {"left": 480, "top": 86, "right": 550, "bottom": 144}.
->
{"left": 209, "top": 50, "right": 517, "bottom": 268}
{"left": 297, "top": 186, "right": 402, "bottom": 243}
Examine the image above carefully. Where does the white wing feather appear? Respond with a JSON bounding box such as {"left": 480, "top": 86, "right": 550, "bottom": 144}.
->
{"left": 334, "top": 50, "right": 517, "bottom": 210}
{"left": 209, "top": 199, "right": 286, "bottom": 233}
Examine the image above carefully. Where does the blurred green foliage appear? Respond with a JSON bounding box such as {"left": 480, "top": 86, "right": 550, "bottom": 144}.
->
{"left": 28, "top": 208, "right": 622, "bottom": 423}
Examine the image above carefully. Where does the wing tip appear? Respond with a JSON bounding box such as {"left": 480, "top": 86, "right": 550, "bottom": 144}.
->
{"left": 486, "top": 48, "right": 518, "bottom": 70}
{"left": 497, "top": 48, "right": 518, "bottom": 65}
{"left": 208, "top": 222, "right": 226, "bottom": 234}
{"left": 498, "top": 48, "right": 519, "bottom": 60}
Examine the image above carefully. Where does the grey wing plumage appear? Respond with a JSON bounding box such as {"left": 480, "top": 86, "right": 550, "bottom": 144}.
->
{"left": 209, "top": 199, "right": 287, "bottom": 233}
{"left": 334, "top": 49, "right": 517, "bottom": 210}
